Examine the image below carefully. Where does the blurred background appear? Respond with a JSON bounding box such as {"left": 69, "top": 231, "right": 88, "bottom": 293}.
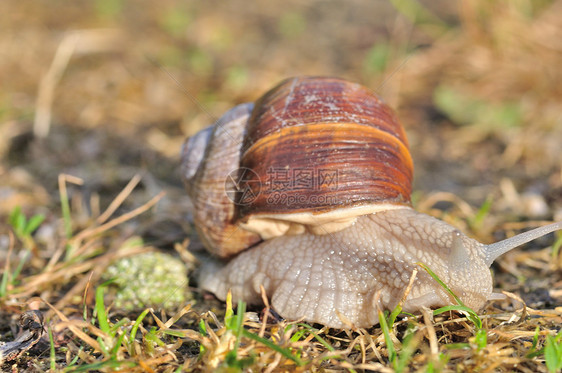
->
{"left": 0, "top": 2, "right": 561, "bottom": 368}
{"left": 1, "top": 0, "right": 561, "bottom": 239}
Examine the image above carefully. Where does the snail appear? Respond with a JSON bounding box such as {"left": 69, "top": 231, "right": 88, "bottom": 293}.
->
{"left": 181, "top": 76, "right": 562, "bottom": 328}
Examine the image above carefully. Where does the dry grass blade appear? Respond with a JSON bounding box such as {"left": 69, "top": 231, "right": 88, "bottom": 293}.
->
{"left": 14, "top": 243, "right": 149, "bottom": 301}
{"left": 1, "top": 231, "right": 15, "bottom": 297}
{"left": 33, "top": 29, "right": 124, "bottom": 138}
{"left": 72, "top": 191, "right": 165, "bottom": 244}
{"left": 96, "top": 174, "right": 143, "bottom": 224}
{"left": 163, "top": 304, "right": 193, "bottom": 329}
{"left": 259, "top": 284, "right": 271, "bottom": 338}
{"left": 421, "top": 307, "right": 438, "bottom": 356}
{"left": 148, "top": 309, "right": 167, "bottom": 330}
{"left": 400, "top": 267, "right": 418, "bottom": 305}
{"left": 46, "top": 301, "right": 102, "bottom": 353}
{"left": 34, "top": 33, "right": 78, "bottom": 138}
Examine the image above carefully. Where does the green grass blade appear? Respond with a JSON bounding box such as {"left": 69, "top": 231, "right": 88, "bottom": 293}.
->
{"left": 225, "top": 300, "right": 246, "bottom": 366}
{"left": 545, "top": 331, "right": 562, "bottom": 373}
{"left": 163, "top": 329, "right": 187, "bottom": 338}
{"left": 288, "top": 325, "right": 307, "bottom": 343}
{"left": 379, "top": 310, "right": 397, "bottom": 365}
{"left": 445, "top": 343, "right": 471, "bottom": 350}
{"left": 145, "top": 326, "right": 166, "bottom": 348}
{"left": 109, "top": 318, "right": 128, "bottom": 334}
{"left": 433, "top": 302, "right": 482, "bottom": 330}
{"left": 296, "top": 324, "right": 335, "bottom": 352}
{"left": 49, "top": 326, "right": 56, "bottom": 371}
{"left": 111, "top": 331, "right": 127, "bottom": 357}
{"left": 8, "top": 206, "right": 21, "bottom": 228}
{"left": 0, "top": 266, "right": 10, "bottom": 298}
{"left": 474, "top": 328, "right": 487, "bottom": 350}
{"left": 198, "top": 319, "right": 207, "bottom": 336}
{"left": 416, "top": 262, "right": 465, "bottom": 307}
{"left": 11, "top": 249, "right": 30, "bottom": 280}
{"left": 95, "top": 282, "right": 112, "bottom": 335}
{"left": 59, "top": 183, "right": 73, "bottom": 240}
{"left": 388, "top": 303, "right": 403, "bottom": 327}
{"left": 24, "top": 213, "right": 45, "bottom": 236}
{"left": 469, "top": 196, "right": 493, "bottom": 230}
{"left": 433, "top": 305, "right": 477, "bottom": 317}
{"left": 551, "top": 234, "right": 562, "bottom": 262}
{"left": 130, "top": 308, "right": 149, "bottom": 341}
{"left": 66, "top": 346, "right": 83, "bottom": 367}
{"left": 395, "top": 331, "right": 417, "bottom": 373}
{"left": 242, "top": 329, "right": 304, "bottom": 366}
{"left": 526, "top": 327, "right": 541, "bottom": 358}
{"left": 97, "top": 336, "right": 109, "bottom": 356}
{"left": 418, "top": 262, "right": 483, "bottom": 329}
{"left": 9, "top": 206, "right": 25, "bottom": 236}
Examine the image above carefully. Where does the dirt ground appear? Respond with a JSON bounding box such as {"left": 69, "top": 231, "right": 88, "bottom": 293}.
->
{"left": 1, "top": 0, "right": 561, "bottom": 371}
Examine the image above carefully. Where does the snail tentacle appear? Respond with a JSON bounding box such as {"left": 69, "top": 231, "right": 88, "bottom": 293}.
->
{"left": 483, "top": 221, "right": 562, "bottom": 266}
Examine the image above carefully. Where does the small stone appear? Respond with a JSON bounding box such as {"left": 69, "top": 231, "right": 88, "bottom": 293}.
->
{"left": 521, "top": 192, "right": 549, "bottom": 218}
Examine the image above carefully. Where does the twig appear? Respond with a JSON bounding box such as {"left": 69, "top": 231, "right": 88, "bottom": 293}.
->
{"left": 96, "top": 174, "right": 143, "bottom": 224}
{"left": 33, "top": 29, "right": 124, "bottom": 138}
{"left": 72, "top": 191, "right": 165, "bottom": 244}
{"left": 34, "top": 34, "right": 78, "bottom": 138}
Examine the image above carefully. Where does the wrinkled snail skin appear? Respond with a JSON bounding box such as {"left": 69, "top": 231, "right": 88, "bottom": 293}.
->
{"left": 183, "top": 76, "right": 562, "bottom": 328}
{"left": 199, "top": 208, "right": 493, "bottom": 328}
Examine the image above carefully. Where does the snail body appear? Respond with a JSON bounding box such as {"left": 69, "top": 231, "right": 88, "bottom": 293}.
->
{"left": 182, "top": 77, "right": 562, "bottom": 328}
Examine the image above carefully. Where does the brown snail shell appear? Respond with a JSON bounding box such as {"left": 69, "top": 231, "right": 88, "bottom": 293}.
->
{"left": 182, "top": 76, "right": 413, "bottom": 256}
